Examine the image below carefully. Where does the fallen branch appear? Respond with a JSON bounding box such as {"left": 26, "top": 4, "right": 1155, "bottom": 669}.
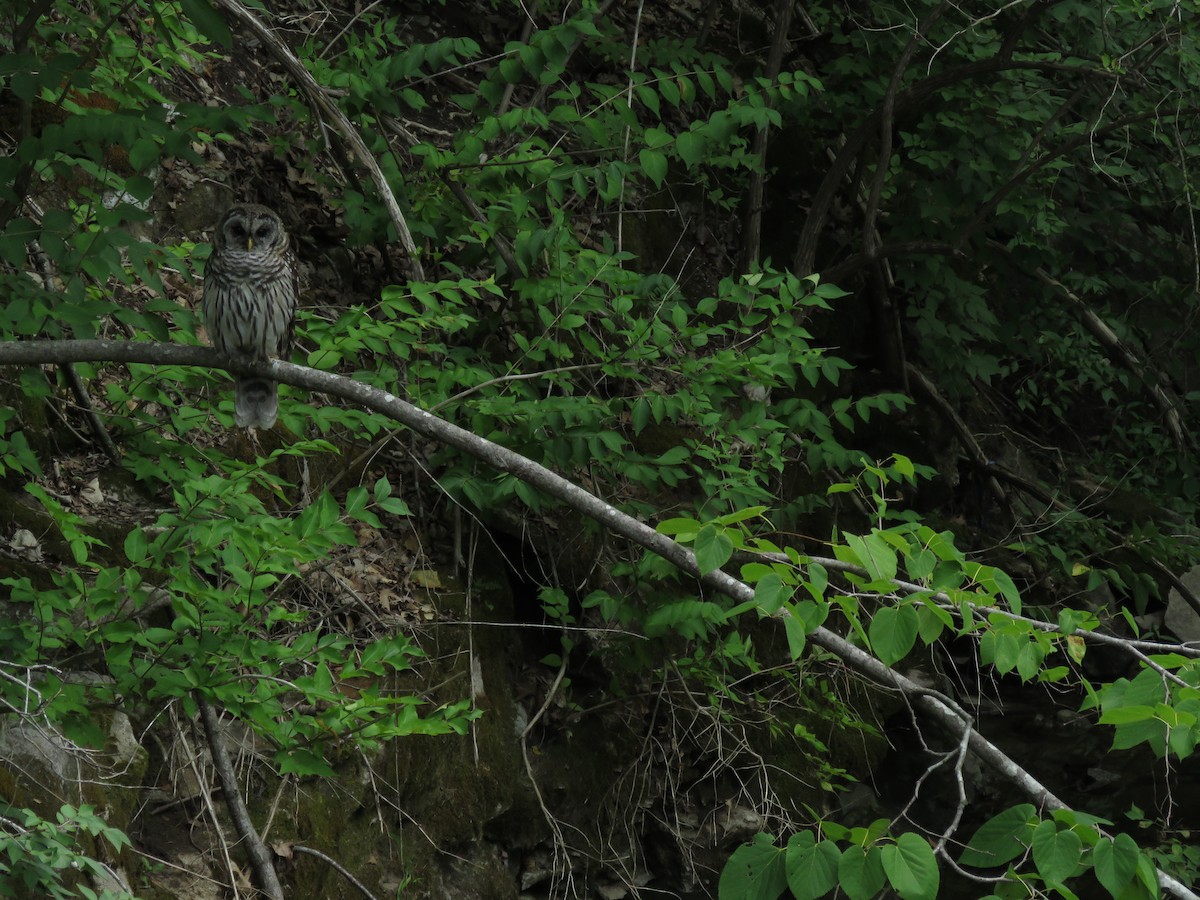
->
{"left": 1, "top": 339, "right": 1195, "bottom": 900}
{"left": 196, "top": 694, "right": 285, "bottom": 900}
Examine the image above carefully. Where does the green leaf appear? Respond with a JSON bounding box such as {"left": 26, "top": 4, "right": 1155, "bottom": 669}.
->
{"left": 976, "top": 565, "right": 1022, "bottom": 614}
{"left": 805, "top": 564, "right": 828, "bottom": 602}
{"left": 718, "top": 834, "right": 788, "bottom": 900}
{"left": 656, "top": 446, "right": 690, "bottom": 465}
{"left": 345, "top": 485, "right": 368, "bottom": 520}
{"left": 782, "top": 614, "right": 806, "bottom": 660}
{"left": 124, "top": 528, "right": 146, "bottom": 564}
{"left": 631, "top": 397, "right": 651, "bottom": 434}
{"left": 838, "top": 845, "right": 886, "bottom": 900}
{"left": 845, "top": 532, "right": 897, "bottom": 583}
{"left": 916, "top": 603, "right": 948, "bottom": 644}
{"left": 637, "top": 84, "right": 661, "bottom": 116}
{"left": 694, "top": 524, "right": 734, "bottom": 576}
{"left": 715, "top": 505, "right": 770, "bottom": 526}
{"left": 812, "top": 282, "right": 850, "bottom": 300}
{"left": 657, "top": 517, "right": 701, "bottom": 538}
{"left": 981, "top": 629, "right": 1021, "bottom": 675}
{"left": 277, "top": 747, "right": 336, "bottom": 778}
{"left": 639, "top": 148, "right": 668, "bottom": 187}
{"left": 869, "top": 604, "right": 919, "bottom": 666}
{"left": 644, "top": 599, "right": 724, "bottom": 639}
{"left": 881, "top": 832, "right": 938, "bottom": 900}
{"left": 1015, "top": 640, "right": 1044, "bottom": 682}
{"left": 891, "top": 453, "right": 915, "bottom": 479}
{"left": 790, "top": 599, "right": 829, "bottom": 633}
{"left": 958, "top": 804, "right": 1037, "bottom": 868}
{"left": 1103, "top": 669, "right": 1171, "bottom": 754}
{"left": 1133, "top": 851, "right": 1162, "bottom": 897}
{"left": 677, "top": 130, "right": 705, "bottom": 168}
{"left": 1097, "top": 706, "right": 1157, "bottom": 726}
{"left": 1093, "top": 833, "right": 1139, "bottom": 896}
{"left": 753, "top": 572, "right": 787, "bottom": 613}
{"left": 499, "top": 57, "right": 524, "bottom": 83}
{"left": 372, "top": 475, "right": 393, "bottom": 503}
{"left": 128, "top": 139, "right": 160, "bottom": 173}
{"left": 644, "top": 126, "right": 673, "bottom": 148}
{"left": 378, "top": 497, "right": 411, "bottom": 516}
{"left": 1030, "top": 820, "right": 1082, "bottom": 886}
{"left": 784, "top": 832, "right": 839, "bottom": 900}
{"left": 179, "top": 0, "right": 233, "bottom": 47}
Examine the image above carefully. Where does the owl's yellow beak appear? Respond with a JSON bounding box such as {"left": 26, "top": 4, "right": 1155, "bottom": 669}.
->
{"left": 246, "top": 238, "right": 254, "bottom": 251}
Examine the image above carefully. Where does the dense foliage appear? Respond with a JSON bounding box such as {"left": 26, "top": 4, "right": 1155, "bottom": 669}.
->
{"left": 2, "top": 0, "right": 1200, "bottom": 897}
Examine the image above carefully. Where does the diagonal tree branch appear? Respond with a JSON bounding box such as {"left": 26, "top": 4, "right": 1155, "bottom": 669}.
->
{"left": 210, "top": 0, "right": 425, "bottom": 281}
{"left": 196, "top": 694, "right": 285, "bottom": 900}
{"left": 0, "top": 339, "right": 1196, "bottom": 900}
{"left": 985, "top": 238, "right": 1189, "bottom": 451}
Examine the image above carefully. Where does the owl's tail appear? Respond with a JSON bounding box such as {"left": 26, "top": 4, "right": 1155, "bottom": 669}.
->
{"left": 234, "top": 377, "right": 280, "bottom": 430}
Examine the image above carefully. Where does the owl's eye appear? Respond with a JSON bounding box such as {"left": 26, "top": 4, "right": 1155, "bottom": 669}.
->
{"left": 255, "top": 224, "right": 273, "bottom": 239}
{"left": 229, "top": 223, "right": 245, "bottom": 237}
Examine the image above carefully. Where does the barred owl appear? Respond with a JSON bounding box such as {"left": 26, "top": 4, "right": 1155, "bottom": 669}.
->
{"left": 202, "top": 203, "right": 298, "bottom": 430}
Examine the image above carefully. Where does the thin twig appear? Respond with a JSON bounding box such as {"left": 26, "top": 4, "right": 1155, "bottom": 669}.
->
{"left": 327, "top": 363, "right": 599, "bottom": 493}
{"left": 1029, "top": 260, "right": 1188, "bottom": 451}
{"left": 521, "top": 681, "right": 573, "bottom": 888}
{"left": 496, "top": 2, "right": 538, "bottom": 118}
{"left": 290, "top": 844, "right": 380, "bottom": 900}
{"left": 527, "top": 0, "right": 618, "bottom": 110}
{"left": 522, "top": 656, "right": 568, "bottom": 739}
{"left": 958, "top": 110, "right": 1166, "bottom": 251}
{"left": 24, "top": 241, "right": 122, "bottom": 461}
{"left": 0, "top": 0, "right": 140, "bottom": 229}
{"left": 444, "top": 177, "right": 521, "bottom": 275}
{"left": 178, "top": 706, "right": 242, "bottom": 894}
{"left": 616, "top": 0, "right": 646, "bottom": 257}
{"left": 905, "top": 363, "right": 1011, "bottom": 517}
{"left": 861, "top": 2, "right": 950, "bottom": 258}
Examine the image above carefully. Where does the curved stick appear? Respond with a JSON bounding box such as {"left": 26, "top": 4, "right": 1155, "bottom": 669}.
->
{"left": 210, "top": 0, "right": 425, "bottom": 281}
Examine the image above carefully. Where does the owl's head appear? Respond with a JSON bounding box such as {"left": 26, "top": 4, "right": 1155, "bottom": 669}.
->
{"left": 216, "top": 204, "right": 287, "bottom": 254}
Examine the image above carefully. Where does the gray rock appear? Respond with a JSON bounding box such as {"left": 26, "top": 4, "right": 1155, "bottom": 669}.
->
{"left": 1166, "top": 565, "right": 1200, "bottom": 643}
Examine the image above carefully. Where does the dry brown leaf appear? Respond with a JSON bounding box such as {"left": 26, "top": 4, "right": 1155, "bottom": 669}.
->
{"left": 410, "top": 569, "right": 442, "bottom": 589}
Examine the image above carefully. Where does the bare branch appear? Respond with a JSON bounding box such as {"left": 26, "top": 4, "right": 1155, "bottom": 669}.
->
{"left": 196, "top": 695, "right": 285, "bottom": 900}
{"left": 738, "top": 0, "right": 795, "bottom": 272}
{"left": 861, "top": 2, "right": 951, "bottom": 259}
